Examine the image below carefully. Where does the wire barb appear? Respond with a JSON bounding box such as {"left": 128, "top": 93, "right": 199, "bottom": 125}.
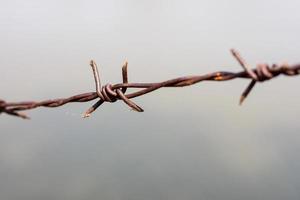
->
{"left": 1, "top": 49, "right": 300, "bottom": 119}
{"left": 83, "top": 60, "right": 143, "bottom": 118}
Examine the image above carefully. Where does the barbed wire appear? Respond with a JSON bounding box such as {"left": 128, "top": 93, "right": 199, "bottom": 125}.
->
{"left": 1, "top": 49, "right": 299, "bottom": 119}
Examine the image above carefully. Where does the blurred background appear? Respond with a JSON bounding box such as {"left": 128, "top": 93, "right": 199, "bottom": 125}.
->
{"left": 1, "top": 0, "right": 300, "bottom": 199}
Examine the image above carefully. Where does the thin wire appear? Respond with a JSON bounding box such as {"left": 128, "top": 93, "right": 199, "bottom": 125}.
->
{"left": 0, "top": 49, "right": 299, "bottom": 119}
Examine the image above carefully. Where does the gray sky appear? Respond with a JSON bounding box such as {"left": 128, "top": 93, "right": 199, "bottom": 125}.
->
{"left": 1, "top": 0, "right": 300, "bottom": 200}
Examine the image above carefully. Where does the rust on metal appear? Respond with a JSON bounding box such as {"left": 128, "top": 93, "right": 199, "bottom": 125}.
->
{"left": 0, "top": 49, "right": 299, "bottom": 119}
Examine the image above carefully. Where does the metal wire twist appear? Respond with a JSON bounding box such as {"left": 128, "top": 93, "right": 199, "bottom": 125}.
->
{"left": 1, "top": 49, "right": 299, "bottom": 119}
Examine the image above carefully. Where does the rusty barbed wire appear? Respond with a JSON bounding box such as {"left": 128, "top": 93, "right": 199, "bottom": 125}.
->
{"left": 0, "top": 49, "right": 299, "bottom": 119}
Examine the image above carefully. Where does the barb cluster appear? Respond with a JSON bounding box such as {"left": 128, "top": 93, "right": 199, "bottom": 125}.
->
{"left": 1, "top": 49, "right": 299, "bottom": 119}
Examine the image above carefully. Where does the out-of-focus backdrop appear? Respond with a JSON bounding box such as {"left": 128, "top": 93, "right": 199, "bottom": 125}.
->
{"left": 1, "top": 1, "right": 300, "bottom": 199}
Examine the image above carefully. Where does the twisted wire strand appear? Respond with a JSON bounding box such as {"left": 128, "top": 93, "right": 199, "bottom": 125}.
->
{"left": 0, "top": 49, "right": 299, "bottom": 119}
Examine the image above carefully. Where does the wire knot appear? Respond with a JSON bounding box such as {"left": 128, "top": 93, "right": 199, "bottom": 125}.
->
{"left": 83, "top": 60, "right": 144, "bottom": 118}
{"left": 254, "top": 64, "right": 273, "bottom": 82}
{"left": 231, "top": 49, "right": 276, "bottom": 105}
{"left": 0, "top": 99, "right": 29, "bottom": 119}
{"left": 97, "top": 83, "right": 118, "bottom": 103}
{"left": 0, "top": 99, "right": 5, "bottom": 114}
{"left": 280, "top": 63, "right": 300, "bottom": 76}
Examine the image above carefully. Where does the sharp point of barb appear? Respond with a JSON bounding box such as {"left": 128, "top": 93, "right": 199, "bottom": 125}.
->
{"left": 1, "top": 49, "right": 300, "bottom": 119}
{"left": 239, "top": 96, "right": 245, "bottom": 105}
{"left": 82, "top": 113, "right": 90, "bottom": 118}
{"left": 230, "top": 48, "right": 236, "bottom": 54}
{"left": 20, "top": 113, "right": 30, "bottom": 120}
{"left": 90, "top": 60, "right": 96, "bottom": 66}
